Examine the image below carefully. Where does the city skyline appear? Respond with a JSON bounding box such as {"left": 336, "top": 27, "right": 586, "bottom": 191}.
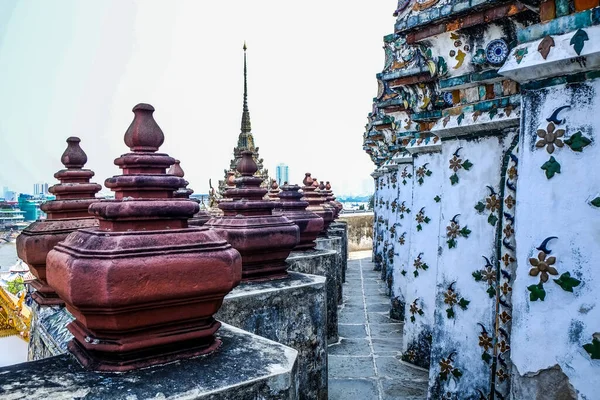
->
{"left": 0, "top": 1, "right": 395, "bottom": 197}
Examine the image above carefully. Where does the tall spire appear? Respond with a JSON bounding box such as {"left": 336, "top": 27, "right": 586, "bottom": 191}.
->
{"left": 241, "top": 41, "right": 251, "bottom": 134}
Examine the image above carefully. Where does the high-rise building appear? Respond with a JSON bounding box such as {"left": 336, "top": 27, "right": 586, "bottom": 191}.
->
{"left": 276, "top": 163, "right": 289, "bottom": 186}
{"left": 33, "top": 183, "right": 49, "bottom": 197}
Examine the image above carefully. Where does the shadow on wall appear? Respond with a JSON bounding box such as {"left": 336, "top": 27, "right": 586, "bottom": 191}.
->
{"left": 339, "top": 214, "right": 373, "bottom": 252}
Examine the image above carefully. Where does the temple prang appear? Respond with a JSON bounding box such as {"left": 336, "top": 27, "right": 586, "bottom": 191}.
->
{"left": 218, "top": 44, "right": 270, "bottom": 195}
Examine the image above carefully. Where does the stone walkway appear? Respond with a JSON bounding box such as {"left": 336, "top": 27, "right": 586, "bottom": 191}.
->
{"left": 328, "top": 256, "right": 428, "bottom": 400}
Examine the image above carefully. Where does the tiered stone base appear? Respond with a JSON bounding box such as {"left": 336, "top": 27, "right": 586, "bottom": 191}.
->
{"left": 216, "top": 272, "right": 327, "bottom": 400}
{"left": 3, "top": 323, "right": 299, "bottom": 400}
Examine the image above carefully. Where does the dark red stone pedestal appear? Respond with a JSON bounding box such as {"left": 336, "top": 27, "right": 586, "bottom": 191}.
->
{"left": 277, "top": 183, "right": 324, "bottom": 250}
{"left": 301, "top": 174, "right": 334, "bottom": 235}
{"left": 46, "top": 104, "right": 242, "bottom": 372}
{"left": 206, "top": 151, "right": 299, "bottom": 282}
{"left": 17, "top": 137, "right": 101, "bottom": 307}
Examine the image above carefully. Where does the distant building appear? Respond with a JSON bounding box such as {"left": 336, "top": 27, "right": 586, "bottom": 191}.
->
{"left": 276, "top": 164, "right": 289, "bottom": 186}
{"left": 17, "top": 194, "right": 38, "bottom": 221}
{"left": 33, "top": 183, "right": 49, "bottom": 197}
{"left": 3, "top": 191, "right": 17, "bottom": 202}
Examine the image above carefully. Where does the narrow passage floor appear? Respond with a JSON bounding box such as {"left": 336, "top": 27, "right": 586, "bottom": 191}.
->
{"left": 328, "top": 255, "right": 428, "bottom": 400}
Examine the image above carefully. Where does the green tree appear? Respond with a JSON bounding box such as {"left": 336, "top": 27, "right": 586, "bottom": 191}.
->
{"left": 368, "top": 194, "right": 374, "bottom": 210}
{"left": 7, "top": 277, "right": 25, "bottom": 295}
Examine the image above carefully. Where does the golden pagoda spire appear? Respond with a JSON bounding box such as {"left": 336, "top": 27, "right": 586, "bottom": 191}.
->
{"left": 241, "top": 41, "right": 251, "bottom": 134}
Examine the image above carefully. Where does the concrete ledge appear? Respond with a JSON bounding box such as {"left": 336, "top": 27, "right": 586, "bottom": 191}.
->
{"left": 287, "top": 248, "right": 340, "bottom": 344}
{"left": 0, "top": 323, "right": 299, "bottom": 400}
{"left": 216, "top": 272, "right": 327, "bottom": 400}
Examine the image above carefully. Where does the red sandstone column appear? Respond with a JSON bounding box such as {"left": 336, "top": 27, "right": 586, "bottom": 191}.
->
{"left": 46, "top": 104, "right": 242, "bottom": 372}
{"left": 17, "top": 137, "right": 101, "bottom": 306}
{"left": 206, "top": 151, "right": 299, "bottom": 281}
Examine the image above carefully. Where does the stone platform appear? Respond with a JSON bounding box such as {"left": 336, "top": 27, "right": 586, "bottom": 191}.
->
{"left": 286, "top": 248, "right": 340, "bottom": 344}
{"left": 328, "top": 256, "right": 428, "bottom": 400}
{"left": 1, "top": 323, "right": 299, "bottom": 400}
{"left": 216, "top": 272, "right": 327, "bottom": 400}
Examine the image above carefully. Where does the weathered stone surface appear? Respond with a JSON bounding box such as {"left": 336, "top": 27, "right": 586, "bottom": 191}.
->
{"left": 511, "top": 364, "right": 577, "bottom": 400}
{"left": 328, "top": 221, "right": 348, "bottom": 283}
{"left": 287, "top": 248, "right": 340, "bottom": 343}
{"left": 216, "top": 272, "right": 326, "bottom": 400}
{"left": 339, "top": 214, "right": 373, "bottom": 252}
{"left": 315, "top": 236, "right": 344, "bottom": 305}
{"left": 0, "top": 324, "right": 299, "bottom": 400}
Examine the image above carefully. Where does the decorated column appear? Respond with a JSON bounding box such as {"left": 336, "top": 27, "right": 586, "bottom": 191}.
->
{"left": 500, "top": 14, "right": 600, "bottom": 397}
{"left": 388, "top": 152, "right": 414, "bottom": 319}
{"left": 402, "top": 138, "right": 443, "bottom": 370}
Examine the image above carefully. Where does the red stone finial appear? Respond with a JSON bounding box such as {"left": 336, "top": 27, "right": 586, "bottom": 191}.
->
{"left": 227, "top": 171, "right": 236, "bottom": 187}
{"left": 168, "top": 160, "right": 184, "bottom": 177}
{"left": 124, "top": 103, "right": 164, "bottom": 152}
{"left": 303, "top": 173, "right": 313, "bottom": 187}
{"left": 279, "top": 183, "right": 324, "bottom": 250}
{"left": 46, "top": 104, "right": 242, "bottom": 371}
{"left": 61, "top": 137, "right": 87, "bottom": 168}
{"left": 267, "top": 179, "right": 280, "bottom": 201}
{"left": 17, "top": 137, "right": 101, "bottom": 306}
{"left": 207, "top": 156, "right": 299, "bottom": 281}
{"left": 301, "top": 172, "right": 334, "bottom": 234}
{"left": 323, "top": 180, "right": 343, "bottom": 218}
{"left": 169, "top": 160, "right": 195, "bottom": 200}
{"left": 237, "top": 150, "right": 259, "bottom": 176}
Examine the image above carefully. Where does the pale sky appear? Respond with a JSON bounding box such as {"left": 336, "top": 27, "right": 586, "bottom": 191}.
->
{"left": 0, "top": 0, "right": 395, "bottom": 197}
